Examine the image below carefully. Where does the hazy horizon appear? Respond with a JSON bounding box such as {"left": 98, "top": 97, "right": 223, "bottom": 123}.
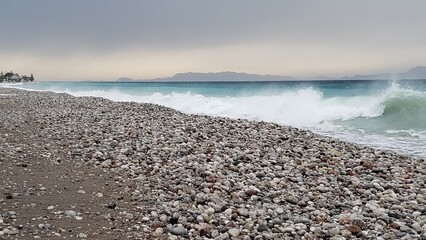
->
{"left": 1, "top": 1, "right": 426, "bottom": 81}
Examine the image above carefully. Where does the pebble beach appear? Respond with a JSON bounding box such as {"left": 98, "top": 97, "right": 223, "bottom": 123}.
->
{"left": 0, "top": 88, "right": 425, "bottom": 239}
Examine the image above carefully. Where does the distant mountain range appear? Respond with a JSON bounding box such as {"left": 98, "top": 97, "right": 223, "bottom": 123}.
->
{"left": 117, "top": 71, "right": 296, "bottom": 82}
{"left": 342, "top": 66, "right": 426, "bottom": 80}
{"left": 117, "top": 66, "right": 426, "bottom": 82}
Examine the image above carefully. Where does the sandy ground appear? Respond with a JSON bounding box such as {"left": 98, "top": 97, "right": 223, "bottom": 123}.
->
{"left": 0, "top": 89, "right": 144, "bottom": 239}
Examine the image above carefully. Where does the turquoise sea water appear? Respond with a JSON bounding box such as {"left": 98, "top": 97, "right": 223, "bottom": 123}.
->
{"left": 3, "top": 80, "right": 426, "bottom": 158}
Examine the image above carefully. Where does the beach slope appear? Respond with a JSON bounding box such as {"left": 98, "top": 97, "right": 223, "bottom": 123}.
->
{"left": 0, "top": 88, "right": 425, "bottom": 239}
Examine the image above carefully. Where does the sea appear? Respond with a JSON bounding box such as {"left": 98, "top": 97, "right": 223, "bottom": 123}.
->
{"left": 2, "top": 80, "right": 426, "bottom": 158}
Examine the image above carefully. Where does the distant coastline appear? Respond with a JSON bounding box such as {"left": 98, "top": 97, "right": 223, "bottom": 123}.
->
{"left": 0, "top": 71, "right": 34, "bottom": 83}
{"left": 117, "top": 66, "right": 426, "bottom": 82}
{"left": 117, "top": 71, "right": 296, "bottom": 82}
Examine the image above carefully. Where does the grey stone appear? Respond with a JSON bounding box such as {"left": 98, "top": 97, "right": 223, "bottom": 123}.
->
{"left": 171, "top": 225, "right": 187, "bottom": 235}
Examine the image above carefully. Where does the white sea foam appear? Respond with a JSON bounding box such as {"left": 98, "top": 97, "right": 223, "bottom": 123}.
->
{"left": 4, "top": 81, "right": 426, "bottom": 157}
{"left": 0, "top": 83, "right": 24, "bottom": 87}
{"left": 5, "top": 81, "right": 426, "bottom": 129}
{"left": 55, "top": 88, "right": 387, "bottom": 128}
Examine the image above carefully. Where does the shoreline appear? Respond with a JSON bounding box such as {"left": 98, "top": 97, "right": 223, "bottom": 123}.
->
{"left": 4, "top": 85, "right": 422, "bottom": 160}
{"left": 1, "top": 88, "right": 425, "bottom": 239}
{"left": 4, "top": 82, "right": 425, "bottom": 160}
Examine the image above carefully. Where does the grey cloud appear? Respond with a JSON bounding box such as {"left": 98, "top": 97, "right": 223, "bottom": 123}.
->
{"left": 1, "top": 0, "right": 288, "bottom": 54}
{"left": 1, "top": 0, "right": 425, "bottom": 56}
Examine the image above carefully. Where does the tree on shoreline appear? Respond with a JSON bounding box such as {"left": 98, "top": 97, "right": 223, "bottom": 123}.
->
{"left": 0, "top": 71, "right": 35, "bottom": 82}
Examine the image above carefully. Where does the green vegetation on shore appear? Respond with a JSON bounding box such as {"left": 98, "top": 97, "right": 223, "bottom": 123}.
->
{"left": 0, "top": 71, "right": 34, "bottom": 83}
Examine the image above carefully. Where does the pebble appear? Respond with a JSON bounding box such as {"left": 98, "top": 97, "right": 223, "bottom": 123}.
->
{"left": 65, "top": 210, "right": 77, "bottom": 218}
{"left": 329, "top": 227, "right": 340, "bottom": 236}
{"left": 341, "top": 230, "right": 352, "bottom": 238}
{"left": 154, "top": 227, "right": 163, "bottom": 236}
{"left": 78, "top": 233, "right": 88, "bottom": 238}
{"left": 228, "top": 228, "right": 240, "bottom": 237}
{"left": 330, "top": 236, "right": 346, "bottom": 240}
{"left": 1, "top": 89, "right": 424, "bottom": 240}
{"left": 257, "top": 223, "right": 269, "bottom": 232}
{"left": 282, "top": 227, "right": 295, "bottom": 233}
{"left": 171, "top": 225, "right": 187, "bottom": 235}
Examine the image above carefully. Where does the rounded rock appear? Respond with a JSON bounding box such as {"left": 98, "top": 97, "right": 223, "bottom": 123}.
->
{"left": 228, "top": 228, "right": 240, "bottom": 237}
{"left": 171, "top": 225, "right": 187, "bottom": 235}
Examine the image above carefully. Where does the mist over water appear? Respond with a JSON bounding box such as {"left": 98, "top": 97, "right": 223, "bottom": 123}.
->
{"left": 4, "top": 80, "right": 426, "bottom": 158}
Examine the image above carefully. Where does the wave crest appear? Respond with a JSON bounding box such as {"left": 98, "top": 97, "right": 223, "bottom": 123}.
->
{"left": 6, "top": 81, "right": 426, "bottom": 131}
{"left": 377, "top": 84, "right": 426, "bottom": 129}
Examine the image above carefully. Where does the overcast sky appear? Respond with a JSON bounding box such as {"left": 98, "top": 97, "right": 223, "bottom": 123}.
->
{"left": 1, "top": 1, "right": 426, "bottom": 81}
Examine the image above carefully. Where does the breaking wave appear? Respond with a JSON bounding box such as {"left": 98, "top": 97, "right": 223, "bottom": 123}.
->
{"left": 4, "top": 80, "right": 426, "bottom": 157}
{"left": 45, "top": 82, "right": 424, "bottom": 131}
{"left": 7, "top": 81, "right": 424, "bottom": 130}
